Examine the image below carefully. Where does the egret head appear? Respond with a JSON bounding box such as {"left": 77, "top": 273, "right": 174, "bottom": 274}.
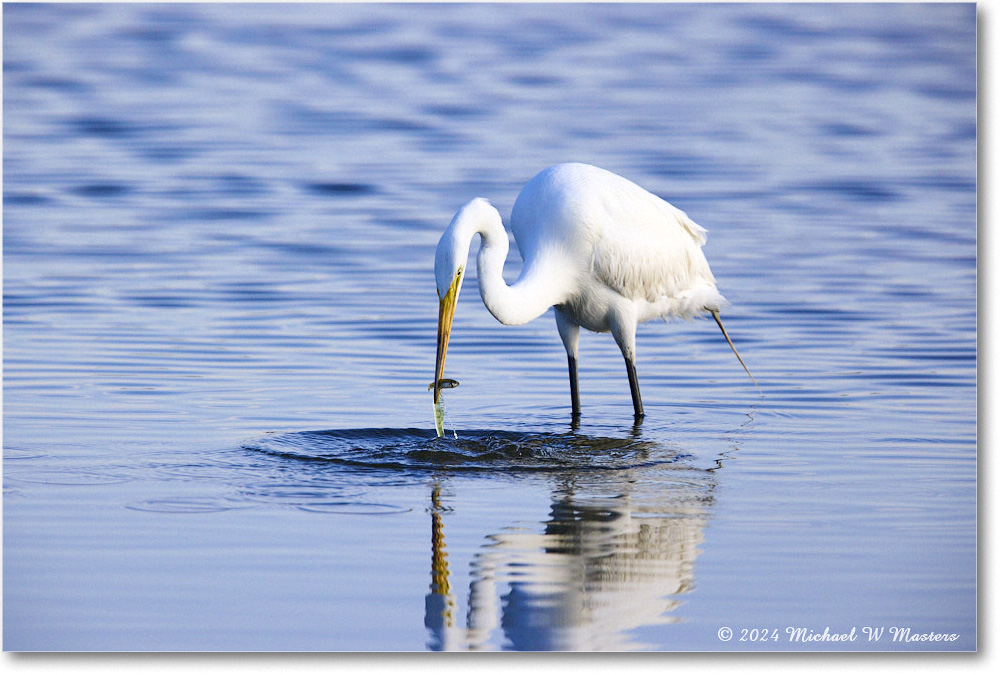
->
{"left": 433, "top": 198, "right": 499, "bottom": 404}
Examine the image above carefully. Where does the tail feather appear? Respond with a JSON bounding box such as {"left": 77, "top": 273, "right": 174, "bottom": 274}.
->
{"left": 711, "top": 311, "right": 759, "bottom": 392}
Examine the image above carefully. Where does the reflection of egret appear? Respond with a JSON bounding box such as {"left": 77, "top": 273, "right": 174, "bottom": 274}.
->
{"left": 434, "top": 163, "right": 754, "bottom": 423}
{"left": 422, "top": 438, "right": 718, "bottom": 651}
{"left": 425, "top": 482, "right": 499, "bottom": 651}
{"left": 489, "top": 473, "right": 713, "bottom": 651}
{"left": 424, "top": 483, "right": 461, "bottom": 650}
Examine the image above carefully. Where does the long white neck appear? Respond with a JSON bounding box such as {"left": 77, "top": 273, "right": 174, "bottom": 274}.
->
{"left": 447, "top": 201, "right": 565, "bottom": 327}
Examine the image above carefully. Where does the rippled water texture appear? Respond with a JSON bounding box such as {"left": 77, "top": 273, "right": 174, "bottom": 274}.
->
{"left": 3, "top": 3, "right": 976, "bottom": 651}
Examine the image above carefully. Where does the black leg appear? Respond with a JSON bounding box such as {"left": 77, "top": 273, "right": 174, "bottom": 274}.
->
{"left": 567, "top": 354, "right": 581, "bottom": 419}
{"left": 625, "top": 356, "right": 644, "bottom": 419}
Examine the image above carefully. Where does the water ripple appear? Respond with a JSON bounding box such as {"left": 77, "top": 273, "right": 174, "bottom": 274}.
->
{"left": 245, "top": 428, "right": 689, "bottom": 473}
{"left": 126, "top": 497, "right": 253, "bottom": 514}
{"left": 6, "top": 468, "right": 135, "bottom": 486}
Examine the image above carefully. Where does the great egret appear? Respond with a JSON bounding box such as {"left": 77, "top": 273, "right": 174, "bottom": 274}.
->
{"left": 433, "top": 163, "right": 753, "bottom": 423}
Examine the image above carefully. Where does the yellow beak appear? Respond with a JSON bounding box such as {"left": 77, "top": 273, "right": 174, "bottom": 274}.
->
{"left": 433, "top": 269, "right": 462, "bottom": 404}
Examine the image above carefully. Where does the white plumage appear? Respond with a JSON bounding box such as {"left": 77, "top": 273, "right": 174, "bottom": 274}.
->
{"left": 512, "top": 163, "right": 724, "bottom": 327}
{"left": 433, "top": 162, "right": 752, "bottom": 424}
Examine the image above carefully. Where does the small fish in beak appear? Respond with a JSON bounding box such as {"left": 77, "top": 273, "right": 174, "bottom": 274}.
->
{"left": 428, "top": 379, "right": 460, "bottom": 391}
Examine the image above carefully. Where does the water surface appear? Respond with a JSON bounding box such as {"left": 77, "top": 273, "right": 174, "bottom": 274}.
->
{"left": 3, "top": 3, "right": 976, "bottom": 651}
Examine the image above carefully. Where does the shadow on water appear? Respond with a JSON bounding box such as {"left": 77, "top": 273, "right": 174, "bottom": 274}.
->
{"left": 245, "top": 426, "right": 737, "bottom": 650}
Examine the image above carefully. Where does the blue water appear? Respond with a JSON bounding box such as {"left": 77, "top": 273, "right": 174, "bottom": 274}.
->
{"left": 3, "top": 3, "right": 976, "bottom": 651}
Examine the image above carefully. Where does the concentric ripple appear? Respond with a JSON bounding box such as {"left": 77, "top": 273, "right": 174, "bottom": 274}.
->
{"left": 244, "top": 428, "right": 690, "bottom": 473}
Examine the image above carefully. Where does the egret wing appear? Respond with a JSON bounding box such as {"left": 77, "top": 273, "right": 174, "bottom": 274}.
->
{"left": 590, "top": 185, "right": 716, "bottom": 306}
